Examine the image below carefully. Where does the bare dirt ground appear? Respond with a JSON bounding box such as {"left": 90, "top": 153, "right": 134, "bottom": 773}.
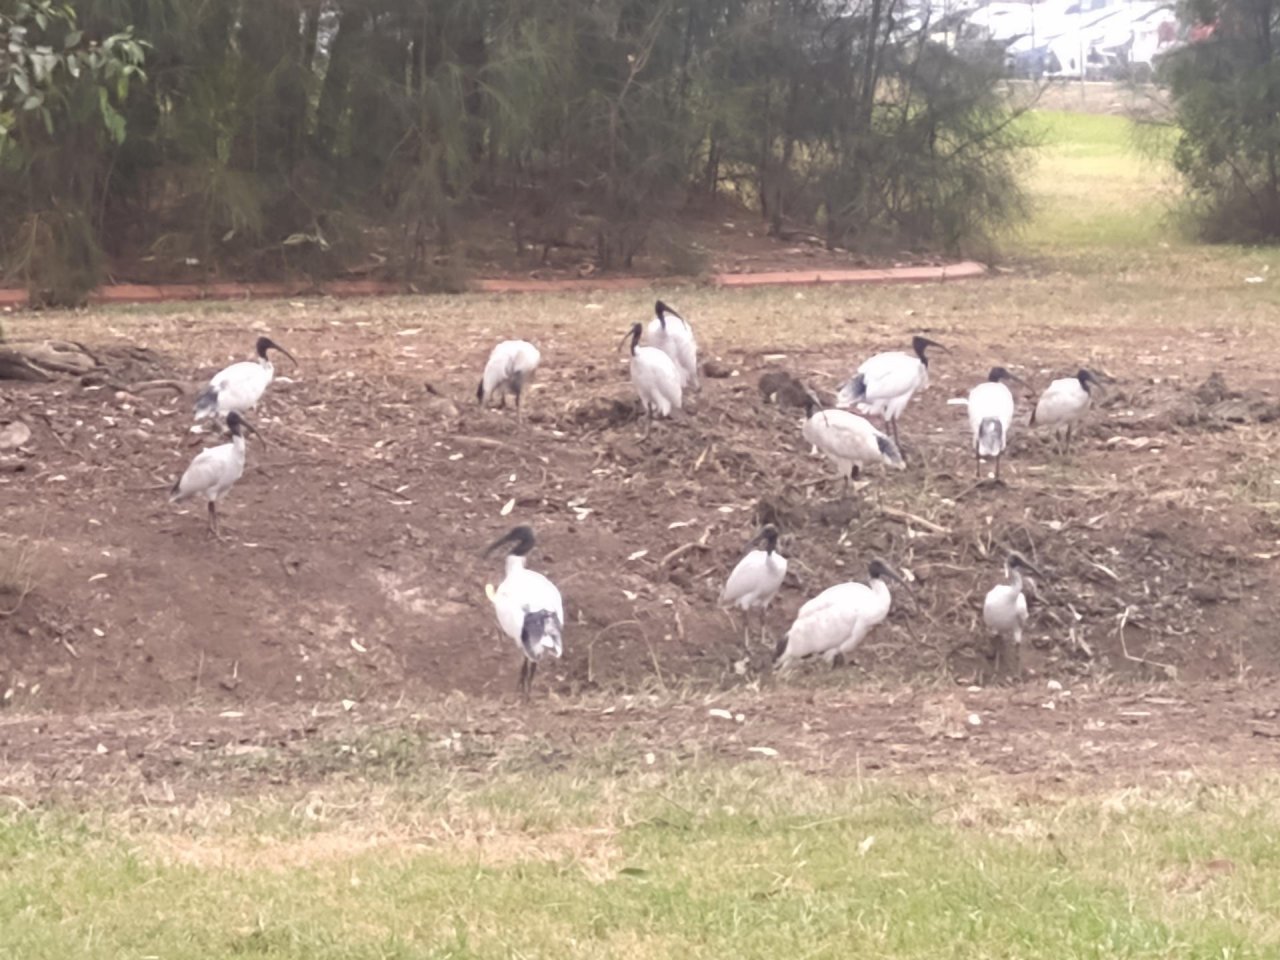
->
{"left": 3, "top": 281, "right": 1280, "bottom": 789}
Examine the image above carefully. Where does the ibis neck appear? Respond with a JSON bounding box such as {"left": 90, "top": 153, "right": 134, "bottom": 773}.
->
{"left": 1009, "top": 569, "right": 1023, "bottom": 593}
{"left": 505, "top": 554, "right": 527, "bottom": 577}
{"left": 232, "top": 433, "right": 246, "bottom": 456}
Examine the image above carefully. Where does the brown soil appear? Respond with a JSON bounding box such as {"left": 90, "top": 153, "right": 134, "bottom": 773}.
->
{"left": 3, "top": 284, "right": 1280, "bottom": 787}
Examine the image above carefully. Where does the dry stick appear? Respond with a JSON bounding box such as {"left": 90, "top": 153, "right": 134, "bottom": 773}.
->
{"left": 880, "top": 505, "right": 952, "bottom": 535}
{"left": 660, "top": 541, "right": 711, "bottom": 568}
{"left": 1116, "top": 605, "right": 1177, "bottom": 678}
{"left": 355, "top": 476, "right": 411, "bottom": 499}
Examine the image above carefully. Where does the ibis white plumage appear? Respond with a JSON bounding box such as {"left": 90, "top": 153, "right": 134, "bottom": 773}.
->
{"left": 802, "top": 397, "right": 904, "bottom": 497}
{"left": 485, "top": 525, "right": 564, "bottom": 700}
{"left": 836, "top": 335, "right": 946, "bottom": 446}
{"left": 967, "top": 366, "right": 1027, "bottom": 481}
{"left": 194, "top": 336, "right": 297, "bottom": 421}
{"left": 647, "top": 299, "right": 700, "bottom": 391}
{"left": 719, "top": 524, "right": 788, "bottom": 645}
{"left": 774, "top": 559, "right": 909, "bottom": 669}
{"left": 621, "top": 322, "right": 683, "bottom": 437}
{"left": 1031, "top": 368, "right": 1103, "bottom": 455}
{"left": 982, "top": 553, "right": 1044, "bottom": 678}
{"left": 477, "top": 339, "right": 541, "bottom": 424}
{"left": 169, "top": 411, "right": 262, "bottom": 538}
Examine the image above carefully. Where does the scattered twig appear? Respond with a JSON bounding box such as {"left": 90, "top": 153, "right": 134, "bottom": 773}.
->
{"left": 660, "top": 541, "right": 711, "bottom": 567}
{"left": 880, "top": 505, "right": 951, "bottom": 535}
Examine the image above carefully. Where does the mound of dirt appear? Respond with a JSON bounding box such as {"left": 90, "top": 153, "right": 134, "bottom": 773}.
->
{"left": 3, "top": 321, "right": 1280, "bottom": 712}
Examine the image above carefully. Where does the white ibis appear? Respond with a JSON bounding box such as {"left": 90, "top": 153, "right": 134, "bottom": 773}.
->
{"left": 485, "top": 525, "right": 564, "bottom": 700}
{"left": 967, "top": 366, "right": 1028, "bottom": 481}
{"left": 774, "top": 559, "right": 909, "bottom": 669}
{"left": 1031, "top": 368, "right": 1103, "bottom": 455}
{"left": 647, "top": 300, "right": 700, "bottom": 391}
{"left": 983, "top": 553, "right": 1044, "bottom": 677}
{"left": 802, "top": 397, "right": 904, "bottom": 497}
{"left": 836, "top": 335, "right": 946, "bottom": 446}
{"left": 477, "top": 339, "right": 541, "bottom": 424}
{"left": 621, "top": 322, "right": 682, "bottom": 437}
{"left": 169, "top": 411, "right": 262, "bottom": 538}
{"left": 194, "top": 336, "right": 297, "bottom": 420}
{"left": 719, "top": 524, "right": 788, "bottom": 645}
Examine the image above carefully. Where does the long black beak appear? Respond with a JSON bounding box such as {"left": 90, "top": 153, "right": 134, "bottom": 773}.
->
{"left": 1013, "top": 556, "right": 1047, "bottom": 580}
{"left": 239, "top": 417, "right": 267, "bottom": 446}
{"left": 267, "top": 340, "right": 299, "bottom": 368}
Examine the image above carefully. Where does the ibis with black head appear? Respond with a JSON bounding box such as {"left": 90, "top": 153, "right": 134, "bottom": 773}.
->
{"left": 719, "top": 524, "right": 788, "bottom": 645}
{"left": 194, "top": 336, "right": 297, "bottom": 421}
{"left": 621, "top": 323, "right": 683, "bottom": 437}
{"left": 983, "top": 552, "right": 1044, "bottom": 677}
{"left": 477, "top": 339, "right": 541, "bottom": 425}
{"left": 169, "top": 411, "right": 263, "bottom": 538}
{"left": 802, "top": 396, "right": 904, "bottom": 498}
{"left": 967, "top": 366, "right": 1028, "bottom": 481}
{"left": 647, "top": 300, "right": 700, "bottom": 391}
{"left": 485, "top": 525, "right": 564, "bottom": 701}
{"left": 837, "top": 335, "right": 946, "bottom": 447}
{"left": 1031, "top": 368, "right": 1103, "bottom": 455}
{"left": 774, "top": 559, "right": 909, "bottom": 669}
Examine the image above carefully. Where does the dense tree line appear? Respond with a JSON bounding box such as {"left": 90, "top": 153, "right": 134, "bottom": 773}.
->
{"left": 1161, "top": 0, "right": 1280, "bottom": 241}
{"left": 1, "top": 0, "right": 1029, "bottom": 303}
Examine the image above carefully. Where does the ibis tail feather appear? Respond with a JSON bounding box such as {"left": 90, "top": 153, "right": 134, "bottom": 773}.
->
{"left": 193, "top": 386, "right": 219, "bottom": 419}
{"left": 977, "top": 417, "right": 1004, "bottom": 457}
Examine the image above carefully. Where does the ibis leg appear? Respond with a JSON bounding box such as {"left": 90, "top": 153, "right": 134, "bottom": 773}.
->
{"left": 517, "top": 660, "right": 530, "bottom": 699}
{"left": 643, "top": 406, "right": 653, "bottom": 439}
{"left": 515, "top": 390, "right": 523, "bottom": 427}
{"left": 207, "top": 501, "right": 221, "bottom": 539}
{"left": 995, "top": 452, "right": 1002, "bottom": 483}
{"left": 975, "top": 446, "right": 982, "bottom": 479}
{"left": 526, "top": 661, "right": 538, "bottom": 700}
{"left": 1064, "top": 424, "right": 1073, "bottom": 457}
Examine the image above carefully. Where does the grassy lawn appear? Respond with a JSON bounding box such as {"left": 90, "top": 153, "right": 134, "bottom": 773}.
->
{"left": 1016, "top": 110, "right": 1182, "bottom": 254}
{"left": 4, "top": 764, "right": 1280, "bottom": 959}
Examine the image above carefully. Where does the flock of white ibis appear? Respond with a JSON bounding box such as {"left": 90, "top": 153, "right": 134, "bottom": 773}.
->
{"left": 172, "top": 299, "right": 1104, "bottom": 699}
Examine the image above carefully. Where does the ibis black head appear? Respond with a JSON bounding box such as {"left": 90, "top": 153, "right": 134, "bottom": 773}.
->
{"left": 486, "top": 525, "right": 537, "bottom": 558}
{"left": 476, "top": 380, "right": 485, "bottom": 404}
{"left": 619, "top": 323, "right": 643, "bottom": 355}
{"left": 802, "top": 391, "right": 823, "bottom": 419}
{"left": 868, "top": 558, "right": 907, "bottom": 587}
{"left": 256, "top": 336, "right": 298, "bottom": 367}
{"left": 751, "top": 524, "right": 780, "bottom": 554}
{"left": 1007, "top": 552, "right": 1046, "bottom": 579}
{"left": 1077, "top": 368, "right": 1102, "bottom": 392}
{"left": 911, "top": 336, "right": 947, "bottom": 365}
{"left": 654, "top": 299, "right": 676, "bottom": 326}
{"left": 225, "top": 411, "right": 263, "bottom": 443}
{"left": 988, "top": 366, "right": 1027, "bottom": 387}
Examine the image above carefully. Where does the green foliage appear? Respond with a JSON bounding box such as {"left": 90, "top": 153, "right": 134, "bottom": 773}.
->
{"left": 2, "top": 0, "right": 1031, "bottom": 291}
{"left": 1160, "top": 0, "right": 1280, "bottom": 241}
{"left": 0, "top": 0, "right": 147, "bottom": 304}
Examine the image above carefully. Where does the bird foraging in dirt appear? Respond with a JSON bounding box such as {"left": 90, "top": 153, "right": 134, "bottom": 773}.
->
{"left": 836, "top": 335, "right": 946, "bottom": 447}
{"left": 621, "top": 322, "right": 682, "bottom": 437}
{"left": 647, "top": 299, "right": 700, "bottom": 391}
{"left": 719, "top": 524, "right": 788, "bottom": 646}
{"left": 477, "top": 339, "right": 541, "bottom": 425}
{"left": 1031, "top": 368, "right": 1103, "bottom": 455}
{"left": 802, "top": 396, "right": 904, "bottom": 498}
{"left": 966, "top": 366, "right": 1028, "bottom": 481}
{"left": 774, "top": 559, "right": 909, "bottom": 669}
{"left": 194, "top": 336, "right": 297, "bottom": 421}
{"left": 170, "top": 411, "right": 262, "bottom": 539}
{"left": 484, "top": 525, "right": 564, "bottom": 701}
{"left": 983, "top": 553, "right": 1044, "bottom": 679}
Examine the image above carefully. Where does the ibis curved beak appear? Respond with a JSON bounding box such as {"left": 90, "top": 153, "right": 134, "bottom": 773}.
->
{"left": 239, "top": 417, "right": 267, "bottom": 446}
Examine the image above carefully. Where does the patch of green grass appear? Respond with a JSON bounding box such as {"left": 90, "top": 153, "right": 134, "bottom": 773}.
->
{"left": 3, "top": 769, "right": 1280, "bottom": 959}
{"left": 1015, "top": 110, "right": 1181, "bottom": 254}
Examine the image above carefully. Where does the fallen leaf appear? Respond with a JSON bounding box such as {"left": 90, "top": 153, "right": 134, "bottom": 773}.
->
{"left": 747, "top": 746, "right": 778, "bottom": 757}
{"left": 500, "top": 498, "right": 515, "bottom": 516}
